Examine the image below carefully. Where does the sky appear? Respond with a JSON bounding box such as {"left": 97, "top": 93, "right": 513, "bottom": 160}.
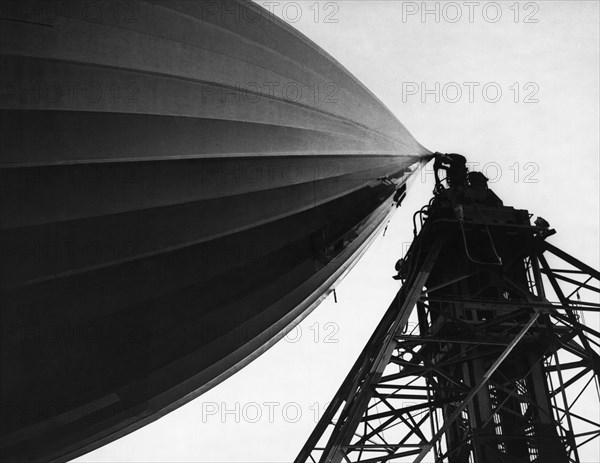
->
{"left": 74, "top": 1, "right": 599, "bottom": 462}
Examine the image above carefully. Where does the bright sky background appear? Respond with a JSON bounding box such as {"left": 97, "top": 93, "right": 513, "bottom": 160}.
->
{"left": 75, "top": 1, "right": 599, "bottom": 461}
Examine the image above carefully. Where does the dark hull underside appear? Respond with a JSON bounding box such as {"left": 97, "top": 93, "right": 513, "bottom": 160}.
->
{"left": 0, "top": 1, "right": 429, "bottom": 461}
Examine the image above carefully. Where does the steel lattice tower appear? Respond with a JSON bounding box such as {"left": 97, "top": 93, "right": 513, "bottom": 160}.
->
{"left": 296, "top": 178, "right": 600, "bottom": 463}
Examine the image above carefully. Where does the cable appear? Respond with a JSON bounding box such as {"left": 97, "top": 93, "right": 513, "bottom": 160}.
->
{"left": 459, "top": 193, "right": 503, "bottom": 266}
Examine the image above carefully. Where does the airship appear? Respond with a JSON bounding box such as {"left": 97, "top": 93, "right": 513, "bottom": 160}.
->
{"left": 0, "top": 1, "right": 430, "bottom": 461}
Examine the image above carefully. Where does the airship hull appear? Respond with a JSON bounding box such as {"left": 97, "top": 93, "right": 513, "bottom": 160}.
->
{"left": 0, "top": 1, "right": 429, "bottom": 461}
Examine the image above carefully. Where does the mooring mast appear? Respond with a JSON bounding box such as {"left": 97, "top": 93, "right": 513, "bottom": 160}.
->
{"left": 296, "top": 167, "right": 600, "bottom": 463}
